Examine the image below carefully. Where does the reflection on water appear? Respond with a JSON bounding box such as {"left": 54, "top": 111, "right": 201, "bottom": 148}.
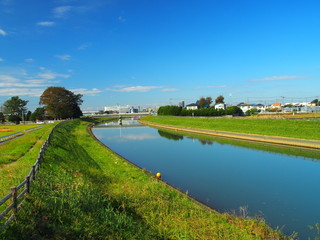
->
{"left": 92, "top": 121, "right": 320, "bottom": 239}
{"left": 158, "top": 130, "right": 184, "bottom": 141}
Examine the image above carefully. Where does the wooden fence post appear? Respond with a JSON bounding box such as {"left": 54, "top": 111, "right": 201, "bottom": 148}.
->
{"left": 11, "top": 187, "right": 18, "bottom": 214}
{"left": 26, "top": 176, "right": 30, "bottom": 193}
{"left": 32, "top": 165, "right": 36, "bottom": 180}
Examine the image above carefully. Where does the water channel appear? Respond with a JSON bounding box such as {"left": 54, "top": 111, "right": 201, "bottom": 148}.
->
{"left": 92, "top": 119, "right": 320, "bottom": 239}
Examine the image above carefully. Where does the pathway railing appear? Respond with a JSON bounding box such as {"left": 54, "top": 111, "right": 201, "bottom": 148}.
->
{"left": 0, "top": 123, "right": 60, "bottom": 232}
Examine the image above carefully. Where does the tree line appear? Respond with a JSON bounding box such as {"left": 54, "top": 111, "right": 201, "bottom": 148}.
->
{"left": 158, "top": 95, "right": 243, "bottom": 117}
{"left": 157, "top": 105, "right": 243, "bottom": 116}
{"left": 0, "top": 87, "right": 83, "bottom": 124}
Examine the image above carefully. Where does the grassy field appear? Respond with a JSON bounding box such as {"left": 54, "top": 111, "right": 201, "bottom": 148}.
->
{"left": 141, "top": 116, "right": 320, "bottom": 140}
{"left": 251, "top": 112, "right": 320, "bottom": 119}
{"left": 0, "top": 123, "right": 57, "bottom": 199}
{"left": 0, "top": 124, "right": 43, "bottom": 137}
{"left": 1, "top": 120, "right": 289, "bottom": 239}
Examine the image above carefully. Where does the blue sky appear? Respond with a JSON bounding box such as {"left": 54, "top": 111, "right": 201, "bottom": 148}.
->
{"left": 1, "top": 0, "right": 320, "bottom": 111}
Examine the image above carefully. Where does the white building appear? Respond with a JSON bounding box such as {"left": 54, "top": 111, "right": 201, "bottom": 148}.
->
{"left": 214, "top": 103, "right": 226, "bottom": 110}
{"left": 104, "top": 105, "right": 131, "bottom": 114}
{"left": 186, "top": 103, "right": 198, "bottom": 110}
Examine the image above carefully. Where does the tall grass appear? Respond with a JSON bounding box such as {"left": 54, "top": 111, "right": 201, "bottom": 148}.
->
{"left": 1, "top": 120, "right": 289, "bottom": 239}
{"left": 142, "top": 116, "right": 320, "bottom": 140}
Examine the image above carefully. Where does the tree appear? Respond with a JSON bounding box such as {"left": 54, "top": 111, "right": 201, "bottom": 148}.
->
{"left": 206, "top": 97, "right": 212, "bottom": 106}
{"left": 215, "top": 95, "right": 224, "bottom": 104}
{"left": 198, "top": 97, "right": 206, "bottom": 108}
{"left": 30, "top": 107, "right": 45, "bottom": 121}
{"left": 25, "top": 111, "right": 32, "bottom": 121}
{"left": 246, "top": 108, "right": 260, "bottom": 116}
{"left": 0, "top": 112, "right": 5, "bottom": 123}
{"left": 3, "top": 96, "right": 29, "bottom": 123}
{"left": 198, "top": 96, "right": 212, "bottom": 108}
{"left": 40, "top": 87, "right": 83, "bottom": 119}
{"left": 157, "top": 105, "right": 182, "bottom": 116}
{"left": 225, "top": 106, "right": 243, "bottom": 116}
{"left": 8, "top": 114, "right": 21, "bottom": 124}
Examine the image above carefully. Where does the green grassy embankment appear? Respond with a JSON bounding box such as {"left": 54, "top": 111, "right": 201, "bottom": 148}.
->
{"left": 1, "top": 120, "right": 289, "bottom": 240}
{"left": 0, "top": 123, "right": 57, "bottom": 199}
{"left": 141, "top": 116, "right": 320, "bottom": 140}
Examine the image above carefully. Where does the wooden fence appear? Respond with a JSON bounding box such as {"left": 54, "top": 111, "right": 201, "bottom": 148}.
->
{"left": 0, "top": 123, "right": 60, "bottom": 232}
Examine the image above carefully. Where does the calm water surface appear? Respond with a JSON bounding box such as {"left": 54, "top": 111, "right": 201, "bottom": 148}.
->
{"left": 93, "top": 120, "right": 320, "bottom": 239}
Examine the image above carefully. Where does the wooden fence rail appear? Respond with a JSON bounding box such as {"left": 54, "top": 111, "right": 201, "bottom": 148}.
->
{"left": 0, "top": 122, "right": 60, "bottom": 232}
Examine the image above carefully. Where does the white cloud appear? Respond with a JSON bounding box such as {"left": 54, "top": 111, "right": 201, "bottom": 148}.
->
{"left": 0, "top": 74, "right": 19, "bottom": 82}
{"left": 37, "top": 21, "right": 55, "bottom": 26}
{"left": 0, "top": 29, "right": 7, "bottom": 36}
{"left": 78, "top": 43, "right": 91, "bottom": 50}
{"left": 72, "top": 88, "right": 102, "bottom": 96}
{"left": 56, "top": 54, "right": 72, "bottom": 60}
{"left": 37, "top": 71, "right": 70, "bottom": 80}
{"left": 1, "top": 0, "right": 13, "bottom": 6}
{"left": 24, "top": 58, "right": 34, "bottom": 63}
{"left": 0, "top": 88, "right": 44, "bottom": 96}
{"left": 106, "top": 85, "right": 162, "bottom": 92}
{"left": 121, "top": 134, "right": 157, "bottom": 141}
{"left": 0, "top": 68, "right": 70, "bottom": 88}
{"left": 161, "top": 88, "right": 178, "bottom": 92}
{"left": 0, "top": 82, "right": 46, "bottom": 87}
{"left": 0, "top": 58, "right": 4, "bottom": 62}
{"left": 0, "top": 74, "right": 48, "bottom": 87}
{"left": 250, "top": 76, "right": 309, "bottom": 82}
{"left": 53, "top": 6, "right": 73, "bottom": 18}
{"left": 118, "top": 16, "right": 126, "bottom": 22}
{"left": 0, "top": 67, "right": 73, "bottom": 97}
{"left": 195, "top": 85, "right": 227, "bottom": 90}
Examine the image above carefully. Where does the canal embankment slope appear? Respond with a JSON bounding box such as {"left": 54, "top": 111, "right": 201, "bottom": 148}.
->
{"left": 140, "top": 116, "right": 320, "bottom": 149}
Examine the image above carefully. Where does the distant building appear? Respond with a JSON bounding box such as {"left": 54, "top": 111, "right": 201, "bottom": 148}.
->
{"left": 237, "top": 103, "right": 251, "bottom": 113}
{"left": 179, "top": 101, "right": 185, "bottom": 108}
{"left": 186, "top": 103, "right": 198, "bottom": 110}
{"left": 271, "top": 102, "right": 282, "bottom": 109}
{"left": 104, "top": 105, "right": 131, "bottom": 114}
{"left": 214, "top": 103, "right": 226, "bottom": 110}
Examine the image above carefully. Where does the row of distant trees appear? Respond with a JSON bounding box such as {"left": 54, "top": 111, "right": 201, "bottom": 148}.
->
{"left": 0, "top": 87, "right": 83, "bottom": 124}
{"left": 158, "top": 95, "right": 243, "bottom": 116}
{"left": 197, "top": 95, "right": 225, "bottom": 108}
{"left": 158, "top": 105, "right": 243, "bottom": 116}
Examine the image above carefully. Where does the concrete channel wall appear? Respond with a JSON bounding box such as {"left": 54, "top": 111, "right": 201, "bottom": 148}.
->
{"left": 140, "top": 121, "right": 320, "bottom": 150}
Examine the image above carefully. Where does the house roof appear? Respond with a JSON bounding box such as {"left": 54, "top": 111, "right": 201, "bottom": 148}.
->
{"left": 272, "top": 102, "right": 281, "bottom": 106}
{"left": 186, "top": 103, "right": 198, "bottom": 107}
{"left": 237, "top": 102, "right": 249, "bottom": 106}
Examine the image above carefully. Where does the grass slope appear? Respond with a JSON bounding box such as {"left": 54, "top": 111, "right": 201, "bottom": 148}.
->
{"left": 1, "top": 120, "right": 288, "bottom": 239}
{"left": 0, "top": 123, "right": 56, "bottom": 199}
{"left": 142, "top": 116, "right": 320, "bottom": 140}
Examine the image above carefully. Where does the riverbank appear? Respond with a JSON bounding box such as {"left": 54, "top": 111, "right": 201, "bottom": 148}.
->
{"left": 1, "top": 120, "right": 289, "bottom": 239}
{"left": 140, "top": 116, "right": 320, "bottom": 149}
